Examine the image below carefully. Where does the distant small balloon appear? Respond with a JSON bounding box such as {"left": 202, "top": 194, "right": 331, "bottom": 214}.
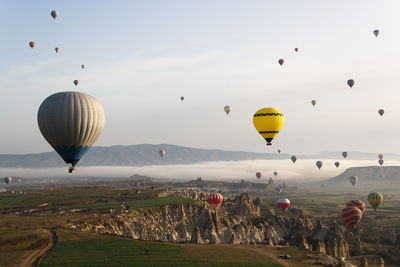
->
{"left": 378, "top": 109, "right": 384, "bottom": 116}
{"left": 316, "top": 161, "right": 323, "bottom": 170}
{"left": 73, "top": 80, "right": 79, "bottom": 86}
{"left": 256, "top": 172, "right": 262, "bottom": 179}
{"left": 180, "top": 96, "right": 184, "bottom": 101}
{"left": 51, "top": 10, "right": 58, "bottom": 19}
{"left": 159, "top": 150, "right": 166, "bottom": 157}
{"left": 291, "top": 155, "right": 297, "bottom": 163}
{"left": 81, "top": 65, "right": 85, "bottom": 69}
{"left": 55, "top": 47, "right": 59, "bottom": 53}
{"left": 349, "top": 176, "right": 358, "bottom": 186}
{"left": 278, "top": 59, "right": 284, "bottom": 66}
{"left": 378, "top": 159, "right": 384, "bottom": 166}
{"left": 277, "top": 149, "right": 281, "bottom": 154}
{"left": 373, "top": 29, "right": 379, "bottom": 37}
{"left": 274, "top": 171, "right": 278, "bottom": 177}
{"left": 294, "top": 48, "right": 298, "bottom": 52}
{"left": 378, "top": 154, "right": 383, "bottom": 160}
{"left": 29, "top": 41, "right": 35, "bottom": 48}
{"left": 347, "top": 79, "right": 354, "bottom": 88}
{"left": 311, "top": 100, "right": 316, "bottom": 106}
{"left": 335, "top": 162, "right": 340, "bottom": 168}
{"left": 224, "top": 106, "right": 231, "bottom": 115}
{"left": 342, "top": 152, "right": 348, "bottom": 159}
{"left": 277, "top": 198, "right": 290, "bottom": 212}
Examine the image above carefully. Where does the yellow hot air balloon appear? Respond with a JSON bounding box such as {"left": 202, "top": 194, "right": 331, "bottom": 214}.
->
{"left": 253, "top": 108, "right": 284, "bottom": 145}
{"left": 368, "top": 192, "right": 383, "bottom": 211}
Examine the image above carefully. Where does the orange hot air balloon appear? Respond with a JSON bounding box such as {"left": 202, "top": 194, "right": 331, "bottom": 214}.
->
{"left": 29, "top": 42, "right": 35, "bottom": 48}
{"left": 347, "top": 200, "right": 366, "bottom": 214}
{"left": 256, "top": 172, "right": 262, "bottom": 179}
{"left": 341, "top": 206, "right": 362, "bottom": 230}
{"left": 207, "top": 193, "right": 223, "bottom": 208}
{"left": 278, "top": 59, "right": 284, "bottom": 66}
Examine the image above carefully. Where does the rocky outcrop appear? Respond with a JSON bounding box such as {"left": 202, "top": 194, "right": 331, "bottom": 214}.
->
{"left": 73, "top": 193, "right": 350, "bottom": 259}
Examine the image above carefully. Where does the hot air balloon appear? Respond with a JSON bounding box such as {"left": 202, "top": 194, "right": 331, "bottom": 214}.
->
{"left": 274, "top": 171, "right": 278, "bottom": 177}
{"left": 4, "top": 177, "right": 12, "bottom": 185}
{"left": 335, "top": 162, "right": 340, "bottom": 168}
{"left": 311, "top": 100, "right": 316, "bottom": 106}
{"left": 373, "top": 30, "right": 379, "bottom": 37}
{"left": 256, "top": 172, "right": 262, "bottom": 180}
{"left": 224, "top": 106, "right": 231, "bottom": 115}
{"left": 349, "top": 176, "right": 358, "bottom": 186}
{"left": 159, "top": 150, "right": 166, "bottom": 157}
{"left": 316, "top": 161, "right": 323, "bottom": 170}
{"left": 81, "top": 65, "right": 85, "bottom": 69}
{"left": 253, "top": 108, "right": 284, "bottom": 146}
{"left": 180, "top": 96, "right": 184, "bottom": 101}
{"left": 291, "top": 155, "right": 297, "bottom": 163}
{"left": 278, "top": 59, "right": 284, "bottom": 66}
{"left": 37, "top": 92, "right": 105, "bottom": 172}
{"left": 321, "top": 183, "right": 326, "bottom": 188}
{"left": 277, "top": 149, "right": 281, "bottom": 154}
{"left": 207, "top": 193, "right": 223, "bottom": 208}
{"left": 342, "top": 152, "right": 348, "bottom": 159}
{"left": 347, "top": 79, "right": 354, "bottom": 88}
{"left": 69, "top": 167, "right": 75, "bottom": 174}
{"left": 294, "top": 48, "right": 298, "bottom": 52}
{"left": 29, "top": 42, "right": 35, "bottom": 48}
{"left": 277, "top": 198, "right": 290, "bottom": 212}
{"left": 368, "top": 192, "right": 383, "bottom": 211}
{"left": 378, "top": 159, "right": 384, "bottom": 166}
{"left": 378, "top": 109, "right": 384, "bottom": 116}
{"left": 275, "top": 187, "right": 282, "bottom": 194}
{"left": 347, "top": 200, "right": 366, "bottom": 214}
{"left": 378, "top": 154, "right": 383, "bottom": 160}
{"left": 341, "top": 206, "right": 362, "bottom": 230}
{"left": 55, "top": 47, "right": 59, "bottom": 54}
{"left": 51, "top": 10, "right": 58, "bottom": 19}
{"left": 73, "top": 80, "right": 79, "bottom": 86}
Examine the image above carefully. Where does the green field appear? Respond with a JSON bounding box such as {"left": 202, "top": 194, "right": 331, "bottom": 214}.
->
{"left": 40, "top": 231, "right": 284, "bottom": 267}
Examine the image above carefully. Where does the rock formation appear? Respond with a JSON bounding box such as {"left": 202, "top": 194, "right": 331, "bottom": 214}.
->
{"left": 73, "top": 193, "right": 350, "bottom": 259}
{"left": 360, "top": 256, "right": 368, "bottom": 267}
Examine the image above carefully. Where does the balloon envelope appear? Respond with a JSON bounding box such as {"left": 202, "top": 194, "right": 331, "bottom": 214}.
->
{"left": 73, "top": 80, "right": 79, "bottom": 86}
{"left": 311, "top": 100, "right": 316, "bottom": 106}
{"left": 378, "top": 154, "right": 383, "bottom": 160}
{"left": 316, "top": 161, "right": 323, "bottom": 169}
{"left": 294, "top": 48, "right": 298, "bottom": 52}
{"left": 378, "top": 109, "right": 384, "bottom": 116}
{"left": 347, "top": 200, "right": 366, "bottom": 214}
{"left": 373, "top": 30, "right": 379, "bottom": 37}
{"left": 29, "top": 42, "right": 35, "bottom": 48}
{"left": 342, "top": 152, "right": 348, "bottom": 158}
{"left": 274, "top": 171, "right": 278, "bottom": 176}
{"left": 256, "top": 172, "right": 262, "bottom": 179}
{"left": 159, "top": 150, "right": 166, "bottom": 157}
{"left": 277, "top": 198, "right": 290, "bottom": 212}
{"left": 278, "top": 59, "right": 284, "bottom": 66}
{"left": 4, "top": 177, "right": 12, "bottom": 185}
{"left": 341, "top": 206, "right": 362, "bottom": 230}
{"left": 347, "top": 79, "right": 354, "bottom": 88}
{"left": 55, "top": 47, "right": 59, "bottom": 53}
{"left": 368, "top": 192, "right": 383, "bottom": 210}
{"left": 81, "top": 65, "right": 85, "bottom": 69}
{"left": 335, "top": 162, "right": 340, "bottom": 168}
{"left": 349, "top": 176, "right": 358, "bottom": 186}
{"left": 253, "top": 108, "right": 284, "bottom": 145}
{"left": 180, "top": 96, "right": 184, "bottom": 101}
{"left": 378, "top": 159, "right": 384, "bottom": 166}
{"left": 224, "top": 106, "right": 231, "bottom": 115}
{"left": 207, "top": 193, "right": 223, "bottom": 208}
{"left": 37, "top": 92, "right": 105, "bottom": 168}
{"left": 51, "top": 10, "right": 58, "bottom": 19}
{"left": 291, "top": 155, "right": 297, "bottom": 163}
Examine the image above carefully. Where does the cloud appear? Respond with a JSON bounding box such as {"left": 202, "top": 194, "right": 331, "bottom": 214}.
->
{"left": 1, "top": 159, "right": 397, "bottom": 183}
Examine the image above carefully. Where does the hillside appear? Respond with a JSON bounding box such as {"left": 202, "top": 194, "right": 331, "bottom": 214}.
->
{"left": 0, "top": 144, "right": 399, "bottom": 169}
{"left": 326, "top": 166, "right": 400, "bottom": 188}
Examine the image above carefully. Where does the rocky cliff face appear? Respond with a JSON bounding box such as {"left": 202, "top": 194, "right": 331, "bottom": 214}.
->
{"left": 73, "top": 193, "right": 350, "bottom": 259}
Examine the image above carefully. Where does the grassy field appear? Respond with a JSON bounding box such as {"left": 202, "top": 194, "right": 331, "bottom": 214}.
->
{"left": 40, "top": 231, "right": 285, "bottom": 267}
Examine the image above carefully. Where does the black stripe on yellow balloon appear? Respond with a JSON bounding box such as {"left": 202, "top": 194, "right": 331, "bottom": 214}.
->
{"left": 258, "top": 131, "right": 280, "bottom": 134}
{"left": 253, "top": 113, "right": 283, "bottom": 117}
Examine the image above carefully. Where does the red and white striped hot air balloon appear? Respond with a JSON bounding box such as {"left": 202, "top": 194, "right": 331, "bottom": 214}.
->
{"left": 277, "top": 198, "right": 290, "bottom": 212}
{"left": 207, "top": 193, "right": 223, "bottom": 208}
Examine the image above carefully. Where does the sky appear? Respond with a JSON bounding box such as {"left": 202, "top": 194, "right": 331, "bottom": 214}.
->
{"left": 1, "top": 0, "right": 400, "bottom": 155}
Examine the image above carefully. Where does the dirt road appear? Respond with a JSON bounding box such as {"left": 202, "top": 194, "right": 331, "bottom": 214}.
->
{"left": 19, "top": 230, "right": 57, "bottom": 267}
